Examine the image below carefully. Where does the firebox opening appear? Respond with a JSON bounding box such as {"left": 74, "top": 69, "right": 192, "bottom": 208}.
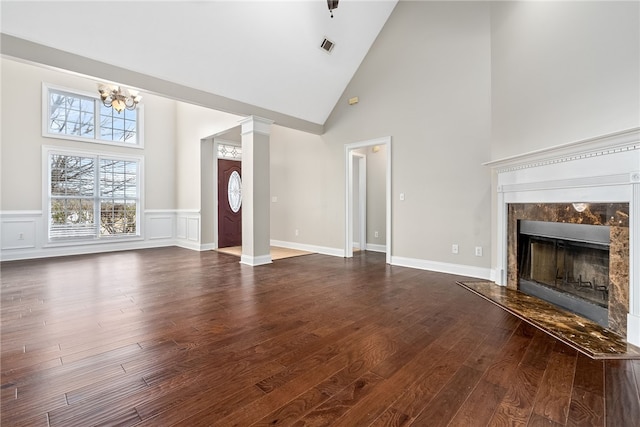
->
{"left": 517, "top": 220, "right": 610, "bottom": 327}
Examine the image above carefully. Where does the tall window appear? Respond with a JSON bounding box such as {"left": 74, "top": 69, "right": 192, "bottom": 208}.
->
{"left": 44, "top": 84, "right": 142, "bottom": 147}
{"left": 48, "top": 150, "right": 141, "bottom": 240}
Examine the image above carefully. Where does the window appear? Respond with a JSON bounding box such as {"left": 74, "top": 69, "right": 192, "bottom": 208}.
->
{"left": 47, "top": 149, "right": 141, "bottom": 241}
{"left": 217, "top": 143, "right": 242, "bottom": 159}
{"left": 43, "top": 83, "right": 143, "bottom": 147}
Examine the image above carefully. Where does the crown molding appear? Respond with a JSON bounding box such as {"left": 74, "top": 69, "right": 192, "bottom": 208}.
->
{"left": 485, "top": 128, "right": 640, "bottom": 173}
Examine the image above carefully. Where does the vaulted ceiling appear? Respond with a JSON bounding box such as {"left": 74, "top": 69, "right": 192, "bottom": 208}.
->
{"left": 1, "top": 1, "right": 398, "bottom": 132}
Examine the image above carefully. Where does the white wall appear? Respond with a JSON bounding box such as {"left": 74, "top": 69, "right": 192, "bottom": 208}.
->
{"left": 0, "top": 58, "right": 178, "bottom": 211}
{"left": 269, "top": 126, "right": 330, "bottom": 249}
{"left": 325, "top": 1, "right": 492, "bottom": 274}
{"left": 174, "top": 102, "right": 242, "bottom": 210}
{"left": 267, "top": 1, "right": 492, "bottom": 277}
{"left": 491, "top": 1, "right": 640, "bottom": 159}
{"left": 0, "top": 58, "right": 179, "bottom": 259}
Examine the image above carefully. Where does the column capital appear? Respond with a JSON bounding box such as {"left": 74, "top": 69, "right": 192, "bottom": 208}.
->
{"left": 240, "top": 116, "right": 275, "bottom": 136}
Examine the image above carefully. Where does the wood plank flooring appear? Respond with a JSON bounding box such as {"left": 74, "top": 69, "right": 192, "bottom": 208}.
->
{"left": 2, "top": 247, "right": 639, "bottom": 426}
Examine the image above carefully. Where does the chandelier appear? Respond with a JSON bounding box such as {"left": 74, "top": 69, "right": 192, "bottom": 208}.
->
{"left": 98, "top": 84, "right": 142, "bottom": 113}
{"left": 328, "top": 0, "right": 338, "bottom": 18}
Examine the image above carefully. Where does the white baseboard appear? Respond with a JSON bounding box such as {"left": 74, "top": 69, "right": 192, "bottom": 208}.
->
{"left": 391, "top": 256, "right": 493, "bottom": 281}
{"left": 365, "top": 243, "right": 386, "bottom": 253}
{"left": 628, "top": 313, "right": 640, "bottom": 347}
{"left": 240, "top": 254, "right": 272, "bottom": 266}
{"left": 1, "top": 239, "right": 175, "bottom": 262}
{"left": 270, "top": 239, "right": 344, "bottom": 257}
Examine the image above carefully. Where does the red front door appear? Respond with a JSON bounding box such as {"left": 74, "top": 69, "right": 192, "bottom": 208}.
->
{"left": 218, "top": 159, "right": 242, "bottom": 248}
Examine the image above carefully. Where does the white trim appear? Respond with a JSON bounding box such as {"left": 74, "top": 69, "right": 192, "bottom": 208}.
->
{"left": 1, "top": 239, "right": 174, "bottom": 262}
{"left": 628, "top": 313, "right": 640, "bottom": 346}
{"left": 484, "top": 127, "right": 640, "bottom": 172}
{"left": 0, "top": 210, "right": 43, "bottom": 216}
{"left": 489, "top": 128, "right": 640, "bottom": 346}
{"left": 42, "top": 82, "right": 145, "bottom": 149}
{"left": 239, "top": 116, "right": 274, "bottom": 136}
{"left": 365, "top": 243, "right": 386, "bottom": 253}
{"left": 240, "top": 254, "right": 273, "bottom": 266}
{"left": 42, "top": 145, "right": 145, "bottom": 244}
{"left": 215, "top": 138, "right": 241, "bottom": 147}
{"left": 344, "top": 136, "right": 392, "bottom": 264}
{"left": 391, "top": 256, "right": 493, "bottom": 281}
{"left": 270, "top": 239, "right": 343, "bottom": 257}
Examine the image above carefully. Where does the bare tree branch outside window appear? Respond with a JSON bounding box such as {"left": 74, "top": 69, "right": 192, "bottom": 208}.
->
{"left": 49, "top": 154, "right": 138, "bottom": 239}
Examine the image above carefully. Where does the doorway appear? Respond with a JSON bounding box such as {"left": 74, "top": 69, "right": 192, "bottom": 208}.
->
{"left": 352, "top": 152, "right": 366, "bottom": 252}
{"left": 344, "top": 136, "right": 392, "bottom": 263}
{"left": 218, "top": 159, "right": 242, "bottom": 248}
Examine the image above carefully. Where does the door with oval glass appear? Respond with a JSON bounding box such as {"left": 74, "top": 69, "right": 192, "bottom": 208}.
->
{"left": 218, "top": 159, "right": 242, "bottom": 248}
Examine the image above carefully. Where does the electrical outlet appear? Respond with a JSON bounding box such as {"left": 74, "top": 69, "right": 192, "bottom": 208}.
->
{"left": 475, "top": 246, "right": 483, "bottom": 257}
{"left": 452, "top": 244, "right": 459, "bottom": 254}
{"left": 272, "top": 196, "right": 278, "bottom": 203}
{"left": 400, "top": 193, "right": 405, "bottom": 201}
{"left": 295, "top": 229, "right": 299, "bottom": 236}
{"left": 374, "top": 231, "right": 379, "bottom": 238}
{"left": 18, "top": 233, "right": 24, "bottom": 240}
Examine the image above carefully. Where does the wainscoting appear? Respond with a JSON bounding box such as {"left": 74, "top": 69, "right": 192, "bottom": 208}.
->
{"left": 0, "top": 210, "right": 195, "bottom": 261}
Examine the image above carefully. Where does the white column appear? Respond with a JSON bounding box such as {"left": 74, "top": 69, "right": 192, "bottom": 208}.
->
{"left": 239, "top": 116, "right": 274, "bottom": 266}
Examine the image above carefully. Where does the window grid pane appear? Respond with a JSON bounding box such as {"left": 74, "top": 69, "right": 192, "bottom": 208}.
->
{"left": 49, "top": 91, "right": 95, "bottom": 138}
{"left": 99, "top": 159, "right": 138, "bottom": 236}
{"left": 99, "top": 104, "right": 137, "bottom": 144}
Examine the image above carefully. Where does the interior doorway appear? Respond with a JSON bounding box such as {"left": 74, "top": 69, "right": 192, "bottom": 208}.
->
{"left": 351, "top": 152, "right": 366, "bottom": 251}
{"left": 344, "top": 136, "right": 392, "bottom": 263}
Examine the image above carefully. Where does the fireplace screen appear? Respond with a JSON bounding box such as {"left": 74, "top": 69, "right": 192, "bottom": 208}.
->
{"left": 517, "top": 220, "right": 610, "bottom": 326}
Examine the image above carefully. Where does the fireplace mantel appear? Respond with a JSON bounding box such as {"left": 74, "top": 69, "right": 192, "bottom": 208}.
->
{"left": 486, "top": 127, "right": 640, "bottom": 346}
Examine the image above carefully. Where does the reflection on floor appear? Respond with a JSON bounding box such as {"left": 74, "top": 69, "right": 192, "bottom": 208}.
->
{"left": 458, "top": 281, "right": 640, "bottom": 359}
{"left": 216, "top": 246, "right": 314, "bottom": 260}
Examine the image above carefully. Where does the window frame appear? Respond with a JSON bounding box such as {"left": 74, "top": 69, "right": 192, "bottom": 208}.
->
{"left": 42, "top": 146, "right": 145, "bottom": 246}
{"left": 42, "top": 82, "right": 145, "bottom": 149}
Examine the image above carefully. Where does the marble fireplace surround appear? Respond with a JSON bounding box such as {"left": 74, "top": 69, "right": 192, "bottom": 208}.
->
{"left": 507, "top": 202, "right": 628, "bottom": 336}
{"left": 487, "top": 128, "right": 640, "bottom": 346}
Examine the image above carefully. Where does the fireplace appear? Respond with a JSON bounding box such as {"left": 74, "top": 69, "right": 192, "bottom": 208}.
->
{"left": 506, "top": 202, "right": 629, "bottom": 336}
{"left": 517, "top": 220, "right": 610, "bottom": 327}
{"left": 488, "top": 128, "right": 640, "bottom": 345}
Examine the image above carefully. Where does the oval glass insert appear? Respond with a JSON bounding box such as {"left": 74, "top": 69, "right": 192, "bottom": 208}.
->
{"left": 228, "top": 170, "right": 242, "bottom": 213}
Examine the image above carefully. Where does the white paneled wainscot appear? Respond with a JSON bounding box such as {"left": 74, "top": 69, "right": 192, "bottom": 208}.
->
{"left": 1, "top": 210, "right": 205, "bottom": 261}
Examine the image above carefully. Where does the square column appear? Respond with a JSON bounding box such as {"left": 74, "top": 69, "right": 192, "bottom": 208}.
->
{"left": 240, "top": 116, "right": 274, "bottom": 266}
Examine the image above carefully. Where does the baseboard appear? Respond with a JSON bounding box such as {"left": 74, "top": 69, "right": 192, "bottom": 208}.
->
{"left": 270, "top": 239, "right": 344, "bottom": 257}
{"left": 628, "top": 313, "right": 640, "bottom": 347}
{"left": 1, "top": 240, "right": 175, "bottom": 262}
{"left": 365, "top": 243, "right": 386, "bottom": 253}
{"left": 240, "top": 254, "right": 273, "bottom": 266}
{"left": 391, "top": 256, "right": 493, "bottom": 281}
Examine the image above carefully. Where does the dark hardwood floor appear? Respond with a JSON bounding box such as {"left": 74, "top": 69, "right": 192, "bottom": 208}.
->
{"left": 1, "top": 248, "right": 639, "bottom": 426}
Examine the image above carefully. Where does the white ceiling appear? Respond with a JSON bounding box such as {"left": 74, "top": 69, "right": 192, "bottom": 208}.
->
{"left": 0, "top": 0, "right": 398, "bottom": 127}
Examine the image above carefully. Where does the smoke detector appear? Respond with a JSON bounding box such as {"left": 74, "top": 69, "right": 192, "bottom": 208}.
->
{"left": 320, "top": 37, "right": 335, "bottom": 54}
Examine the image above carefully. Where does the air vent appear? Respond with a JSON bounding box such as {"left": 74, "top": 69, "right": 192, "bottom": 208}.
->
{"left": 320, "top": 37, "right": 335, "bottom": 54}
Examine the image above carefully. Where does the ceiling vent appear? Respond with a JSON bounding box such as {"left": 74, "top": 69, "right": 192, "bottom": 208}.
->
{"left": 320, "top": 37, "right": 335, "bottom": 54}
